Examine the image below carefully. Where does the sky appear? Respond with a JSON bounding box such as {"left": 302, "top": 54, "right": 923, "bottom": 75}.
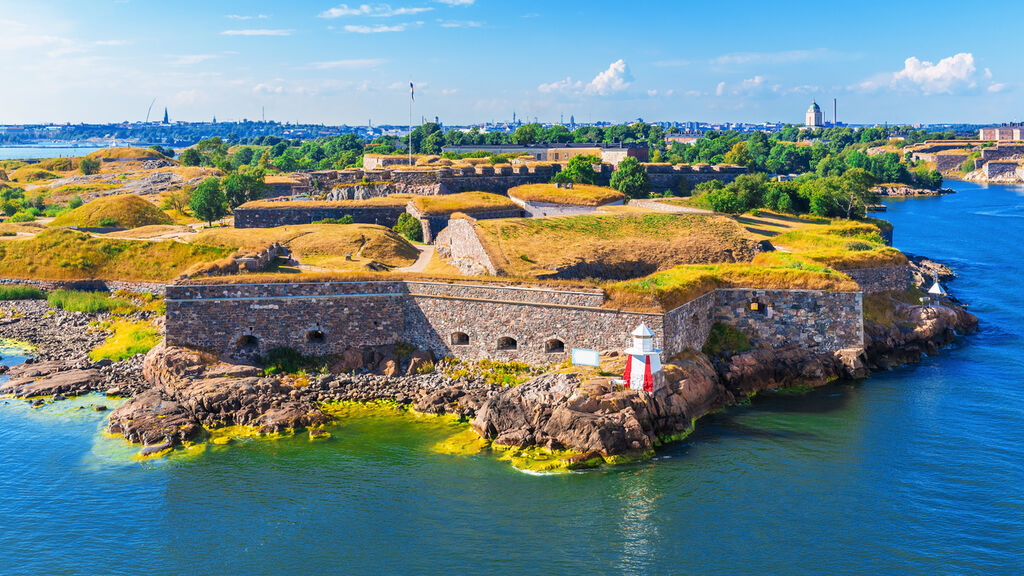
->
{"left": 0, "top": 0, "right": 1021, "bottom": 126}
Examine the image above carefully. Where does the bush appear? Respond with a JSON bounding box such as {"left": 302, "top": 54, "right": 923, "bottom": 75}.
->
{"left": 68, "top": 195, "right": 84, "bottom": 209}
{"left": 609, "top": 156, "right": 651, "bottom": 199}
{"left": 89, "top": 320, "right": 161, "bottom": 362}
{"left": 98, "top": 217, "right": 117, "bottom": 227}
{"left": 47, "top": 290, "right": 132, "bottom": 314}
{"left": 79, "top": 157, "right": 101, "bottom": 175}
{"left": 9, "top": 210, "right": 36, "bottom": 222}
{"left": 702, "top": 323, "right": 752, "bottom": 356}
{"left": 393, "top": 212, "right": 423, "bottom": 242}
{"left": 313, "top": 215, "right": 354, "bottom": 225}
{"left": 261, "top": 347, "right": 309, "bottom": 375}
{"left": 0, "top": 285, "right": 45, "bottom": 300}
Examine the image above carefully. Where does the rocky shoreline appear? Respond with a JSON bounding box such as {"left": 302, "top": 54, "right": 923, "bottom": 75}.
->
{"left": 871, "top": 184, "right": 954, "bottom": 197}
{"left": 0, "top": 258, "right": 978, "bottom": 468}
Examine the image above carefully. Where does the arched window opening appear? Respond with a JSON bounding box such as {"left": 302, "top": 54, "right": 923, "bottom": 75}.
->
{"left": 451, "top": 332, "right": 470, "bottom": 346}
{"left": 497, "top": 337, "right": 518, "bottom": 351}
{"left": 234, "top": 334, "right": 259, "bottom": 350}
{"left": 545, "top": 339, "right": 565, "bottom": 354}
{"left": 305, "top": 330, "right": 325, "bottom": 344}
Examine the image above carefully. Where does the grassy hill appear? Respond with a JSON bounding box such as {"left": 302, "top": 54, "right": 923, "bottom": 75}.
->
{"left": 9, "top": 166, "right": 59, "bottom": 183}
{"left": 410, "top": 192, "right": 518, "bottom": 215}
{"left": 85, "top": 147, "right": 169, "bottom": 162}
{"left": 192, "top": 223, "right": 419, "bottom": 270}
{"left": 475, "top": 212, "right": 763, "bottom": 279}
{"left": 0, "top": 228, "right": 230, "bottom": 281}
{"left": 508, "top": 183, "right": 626, "bottom": 206}
{"left": 50, "top": 194, "right": 174, "bottom": 229}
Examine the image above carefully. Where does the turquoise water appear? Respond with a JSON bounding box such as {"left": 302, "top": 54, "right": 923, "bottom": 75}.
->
{"left": 0, "top": 145, "right": 111, "bottom": 160}
{"left": 1, "top": 181, "right": 1023, "bottom": 575}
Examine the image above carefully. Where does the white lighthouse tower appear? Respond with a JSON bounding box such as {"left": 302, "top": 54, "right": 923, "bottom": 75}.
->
{"left": 622, "top": 324, "right": 664, "bottom": 393}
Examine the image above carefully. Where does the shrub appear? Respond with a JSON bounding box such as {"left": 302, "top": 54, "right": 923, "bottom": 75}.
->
{"left": 9, "top": 210, "right": 36, "bottom": 222}
{"left": 702, "top": 322, "right": 752, "bottom": 356}
{"left": 261, "top": 347, "right": 309, "bottom": 375}
{"left": 79, "top": 157, "right": 101, "bottom": 175}
{"left": 47, "top": 290, "right": 132, "bottom": 314}
{"left": 0, "top": 285, "right": 45, "bottom": 300}
{"left": 313, "top": 215, "right": 354, "bottom": 225}
{"left": 393, "top": 212, "right": 423, "bottom": 242}
{"left": 98, "top": 217, "right": 118, "bottom": 227}
{"left": 609, "top": 156, "right": 651, "bottom": 199}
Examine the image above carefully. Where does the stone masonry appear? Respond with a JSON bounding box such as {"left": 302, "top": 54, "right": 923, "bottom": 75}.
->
{"left": 165, "top": 280, "right": 864, "bottom": 365}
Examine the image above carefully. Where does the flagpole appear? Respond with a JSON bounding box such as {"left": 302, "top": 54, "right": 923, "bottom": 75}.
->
{"left": 408, "top": 81, "right": 413, "bottom": 166}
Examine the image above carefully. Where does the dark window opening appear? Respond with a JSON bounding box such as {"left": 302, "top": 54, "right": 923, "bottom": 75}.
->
{"left": 497, "top": 337, "right": 518, "bottom": 351}
{"left": 235, "top": 334, "right": 259, "bottom": 349}
{"left": 451, "top": 332, "right": 470, "bottom": 346}
{"left": 545, "top": 339, "right": 565, "bottom": 353}
{"left": 305, "top": 330, "right": 325, "bottom": 344}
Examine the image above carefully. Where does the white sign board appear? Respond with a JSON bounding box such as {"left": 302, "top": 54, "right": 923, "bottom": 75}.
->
{"left": 571, "top": 348, "right": 600, "bottom": 367}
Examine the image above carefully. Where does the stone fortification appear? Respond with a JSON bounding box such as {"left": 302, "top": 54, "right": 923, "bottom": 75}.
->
{"left": 840, "top": 265, "right": 911, "bottom": 294}
{"left": 405, "top": 205, "right": 523, "bottom": 243}
{"left": 234, "top": 203, "right": 407, "bottom": 229}
{"left": 507, "top": 194, "right": 624, "bottom": 218}
{"left": 433, "top": 218, "right": 496, "bottom": 275}
{"left": 165, "top": 279, "right": 864, "bottom": 365}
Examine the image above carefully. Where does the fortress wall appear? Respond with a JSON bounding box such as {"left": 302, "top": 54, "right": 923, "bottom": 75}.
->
{"left": 840, "top": 265, "right": 911, "bottom": 295}
{"left": 713, "top": 289, "right": 863, "bottom": 352}
{"left": 233, "top": 205, "right": 407, "bottom": 228}
{"left": 166, "top": 281, "right": 864, "bottom": 364}
{"left": 933, "top": 154, "right": 969, "bottom": 172}
{"left": 983, "top": 161, "right": 1021, "bottom": 179}
{"left": 507, "top": 195, "right": 621, "bottom": 217}
{"left": 433, "top": 218, "right": 496, "bottom": 275}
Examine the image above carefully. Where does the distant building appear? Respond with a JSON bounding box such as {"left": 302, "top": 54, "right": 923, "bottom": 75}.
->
{"left": 665, "top": 132, "right": 702, "bottom": 146}
{"left": 979, "top": 123, "right": 1024, "bottom": 142}
{"left": 440, "top": 142, "right": 648, "bottom": 166}
{"left": 805, "top": 101, "right": 824, "bottom": 128}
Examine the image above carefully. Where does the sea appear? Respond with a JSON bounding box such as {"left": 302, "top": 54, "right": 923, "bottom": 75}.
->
{"left": 0, "top": 179, "right": 1021, "bottom": 575}
{"left": 0, "top": 144, "right": 116, "bottom": 161}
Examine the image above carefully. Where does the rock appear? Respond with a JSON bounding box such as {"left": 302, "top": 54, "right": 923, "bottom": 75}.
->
{"left": 1, "top": 368, "right": 103, "bottom": 398}
{"left": 95, "top": 405, "right": 107, "bottom": 412}
{"left": 406, "top": 350, "right": 434, "bottom": 376}
{"left": 381, "top": 360, "right": 398, "bottom": 377}
{"left": 332, "top": 348, "right": 364, "bottom": 372}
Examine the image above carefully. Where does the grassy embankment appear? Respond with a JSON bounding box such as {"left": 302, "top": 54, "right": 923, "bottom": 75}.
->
{"left": 50, "top": 194, "right": 173, "bottom": 229}
{"left": 0, "top": 228, "right": 231, "bottom": 281}
{"left": 507, "top": 183, "right": 626, "bottom": 206}
{"left": 409, "top": 192, "right": 518, "bottom": 215}
{"left": 192, "top": 223, "right": 419, "bottom": 271}
{"left": 238, "top": 195, "right": 416, "bottom": 211}
{"left": 475, "top": 212, "right": 761, "bottom": 278}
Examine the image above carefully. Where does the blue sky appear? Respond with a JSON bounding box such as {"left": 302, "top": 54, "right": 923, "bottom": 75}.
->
{"left": 0, "top": 0, "right": 1019, "bottom": 125}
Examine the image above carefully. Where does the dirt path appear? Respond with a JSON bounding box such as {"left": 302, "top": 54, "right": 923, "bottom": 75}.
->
{"left": 396, "top": 245, "right": 434, "bottom": 273}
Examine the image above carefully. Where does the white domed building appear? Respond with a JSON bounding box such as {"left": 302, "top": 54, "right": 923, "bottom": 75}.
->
{"left": 805, "top": 100, "right": 824, "bottom": 128}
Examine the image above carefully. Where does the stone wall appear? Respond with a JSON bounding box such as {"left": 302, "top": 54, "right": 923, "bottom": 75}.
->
{"left": 0, "top": 278, "right": 165, "bottom": 296}
{"left": 234, "top": 204, "right": 407, "bottom": 228}
{"left": 433, "top": 219, "right": 497, "bottom": 275}
{"left": 840, "top": 266, "right": 911, "bottom": 294}
{"left": 165, "top": 280, "right": 865, "bottom": 365}
{"left": 932, "top": 153, "right": 970, "bottom": 173}
{"left": 983, "top": 161, "right": 1022, "bottom": 180}
{"left": 507, "top": 194, "right": 622, "bottom": 218}
{"left": 407, "top": 205, "right": 523, "bottom": 243}
{"left": 714, "top": 289, "right": 863, "bottom": 352}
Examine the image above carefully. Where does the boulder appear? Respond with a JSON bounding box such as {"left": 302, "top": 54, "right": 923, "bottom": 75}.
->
{"left": 406, "top": 350, "right": 434, "bottom": 376}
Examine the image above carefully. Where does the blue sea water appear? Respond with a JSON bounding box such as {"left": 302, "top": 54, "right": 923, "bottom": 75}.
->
{"left": 0, "top": 145, "right": 111, "bottom": 160}
{"left": 1, "top": 180, "right": 1022, "bottom": 575}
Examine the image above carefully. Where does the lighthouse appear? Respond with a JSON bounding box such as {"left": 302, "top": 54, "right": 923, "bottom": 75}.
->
{"left": 622, "top": 324, "right": 664, "bottom": 393}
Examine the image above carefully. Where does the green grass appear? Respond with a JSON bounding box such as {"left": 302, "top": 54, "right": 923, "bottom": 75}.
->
{"left": 89, "top": 320, "right": 162, "bottom": 361}
{"left": 47, "top": 289, "right": 133, "bottom": 313}
{"left": 50, "top": 194, "right": 173, "bottom": 229}
{"left": 508, "top": 183, "right": 626, "bottom": 206}
{"left": 0, "top": 285, "right": 45, "bottom": 300}
{"left": 410, "top": 191, "right": 518, "bottom": 215}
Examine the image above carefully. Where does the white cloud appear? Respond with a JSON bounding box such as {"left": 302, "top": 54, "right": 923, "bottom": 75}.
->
{"left": 584, "top": 59, "right": 632, "bottom": 95}
{"left": 226, "top": 14, "right": 268, "bottom": 20}
{"left": 988, "top": 83, "right": 1007, "bottom": 93}
{"left": 344, "top": 24, "right": 407, "bottom": 33}
{"left": 319, "top": 4, "right": 433, "bottom": 18}
{"left": 437, "top": 0, "right": 474, "bottom": 5}
{"left": 170, "top": 54, "right": 219, "bottom": 67}
{"left": 711, "top": 48, "right": 844, "bottom": 66}
{"left": 652, "top": 59, "right": 690, "bottom": 68}
{"left": 538, "top": 77, "right": 582, "bottom": 94}
{"left": 253, "top": 83, "right": 284, "bottom": 95}
{"left": 441, "top": 88, "right": 458, "bottom": 95}
{"left": 221, "top": 29, "right": 293, "bottom": 36}
{"left": 439, "top": 20, "right": 482, "bottom": 27}
{"left": 984, "top": 67, "right": 993, "bottom": 79}
{"left": 308, "top": 58, "right": 388, "bottom": 69}
{"left": 715, "top": 82, "right": 725, "bottom": 96}
{"left": 892, "top": 53, "right": 976, "bottom": 94}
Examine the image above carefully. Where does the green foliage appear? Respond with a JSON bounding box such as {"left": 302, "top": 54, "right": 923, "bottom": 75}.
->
{"left": 0, "top": 285, "right": 45, "bottom": 300}
{"left": 179, "top": 148, "right": 202, "bottom": 167}
{"left": 702, "top": 323, "right": 753, "bottom": 356}
{"left": 47, "top": 290, "right": 132, "bottom": 313}
{"left": 79, "top": 157, "right": 101, "bottom": 175}
{"left": 9, "top": 210, "right": 36, "bottom": 222}
{"left": 392, "top": 212, "right": 423, "bottom": 242}
{"left": 189, "top": 177, "right": 228, "bottom": 225}
{"left": 97, "top": 217, "right": 117, "bottom": 227}
{"left": 551, "top": 154, "right": 600, "bottom": 185}
{"left": 313, "top": 215, "right": 354, "bottom": 225}
{"left": 260, "top": 347, "right": 313, "bottom": 375}
{"left": 89, "top": 320, "right": 162, "bottom": 362}
{"left": 223, "top": 169, "right": 266, "bottom": 209}
{"left": 68, "top": 195, "right": 84, "bottom": 209}
{"left": 148, "top": 144, "right": 175, "bottom": 158}
{"left": 609, "top": 156, "right": 651, "bottom": 199}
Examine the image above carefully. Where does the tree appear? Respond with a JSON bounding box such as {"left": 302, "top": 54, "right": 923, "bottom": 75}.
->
{"left": 609, "top": 156, "right": 650, "bottom": 199}
{"left": 223, "top": 169, "right": 266, "bottom": 209}
{"left": 551, "top": 154, "right": 600, "bottom": 185}
{"left": 512, "top": 123, "right": 541, "bottom": 145}
{"left": 79, "top": 157, "right": 100, "bottom": 175}
{"left": 723, "top": 142, "right": 751, "bottom": 166}
{"left": 161, "top": 187, "right": 193, "bottom": 214}
{"left": 179, "top": 148, "right": 202, "bottom": 167}
{"left": 421, "top": 131, "right": 445, "bottom": 155}
{"left": 189, "top": 177, "right": 227, "bottom": 225}
{"left": 393, "top": 212, "right": 423, "bottom": 242}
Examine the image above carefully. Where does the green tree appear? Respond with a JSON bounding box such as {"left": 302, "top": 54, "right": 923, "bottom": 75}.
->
{"left": 609, "top": 156, "right": 650, "bottom": 199}
{"left": 512, "top": 123, "right": 541, "bottom": 145}
{"left": 79, "top": 157, "right": 100, "bottom": 175}
{"left": 421, "top": 131, "right": 445, "bottom": 154}
{"left": 223, "top": 169, "right": 266, "bottom": 209}
{"left": 723, "top": 142, "right": 751, "bottom": 166}
{"left": 189, "top": 177, "right": 227, "bottom": 225}
{"left": 551, "top": 154, "right": 600, "bottom": 185}
{"left": 179, "top": 148, "right": 202, "bottom": 167}
{"left": 393, "top": 212, "right": 423, "bottom": 242}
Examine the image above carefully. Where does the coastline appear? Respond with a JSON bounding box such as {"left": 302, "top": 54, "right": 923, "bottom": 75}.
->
{"left": 0, "top": 256, "right": 978, "bottom": 471}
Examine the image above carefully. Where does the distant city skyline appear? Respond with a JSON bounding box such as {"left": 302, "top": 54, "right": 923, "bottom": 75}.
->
{"left": 0, "top": 0, "right": 1020, "bottom": 126}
